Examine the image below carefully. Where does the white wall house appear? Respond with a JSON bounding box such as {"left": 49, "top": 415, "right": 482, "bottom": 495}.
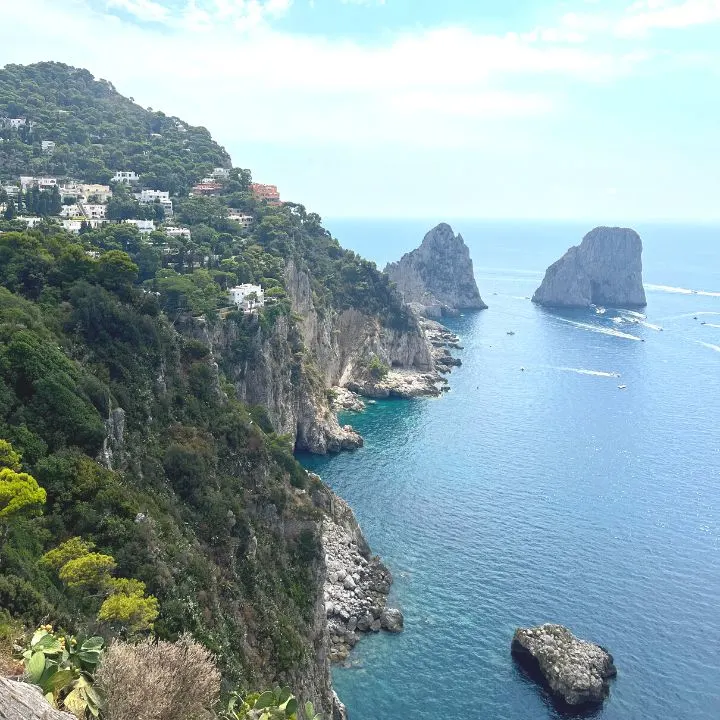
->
{"left": 211, "top": 167, "right": 230, "bottom": 179}
{"left": 227, "top": 212, "right": 253, "bottom": 229}
{"left": 20, "top": 176, "right": 58, "bottom": 190}
{"left": 61, "top": 219, "right": 83, "bottom": 233}
{"left": 2, "top": 185, "right": 19, "bottom": 198}
{"left": 112, "top": 171, "right": 139, "bottom": 184}
{"left": 228, "top": 284, "right": 265, "bottom": 311}
{"left": 163, "top": 226, "right": 191, "bottom": 239}
{"left": 59, "top": 204, "right": 81, "bottom": 218}
{"left": 82, "top": 204, "right": 107, "bottom": 219}
{"left": 124, "top": 219, "right": 155, "bottom": 233}
{"left": 41, "top": 140, "right": 56, "bottom": 153}
{"left": 5, "top": 118, "right": 27, "bottom": 129}
{"left": 18, "top": 217, "right": 44, "bottom": 228}
{"left": 79, "top": 184, "right": 112, "bottom": 202}
{"left": 137, "top": 189, "right": 173, "bottom": 216}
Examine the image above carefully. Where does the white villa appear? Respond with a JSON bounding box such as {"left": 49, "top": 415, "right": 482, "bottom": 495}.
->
{"left": 41, "top": 140, "right": 56, "bottom": 153}
{"left": 20, "top": 176, "right": 58, "bottom": 190}
{"left": 228, "top": 284, "right": 265, "bottom": 311}
{"left": 227, "top": 212, "right": 253, "bottom": 228}
{"left": 82, "top": 203, "right": 107, "bottom": 220}
{"left": 163, "top": 226, "right": 191, "bottom": 239}
{"left": 137, "top": 189, "right": 173, "bottom": 216}
{"left": 124, "top": 219, "right": 155, "bottom": 233}
{"left": 79, "top": 184, "right": 112, "bottom": 202}
{"left": 2, "top": 118, "right": 27, "bottom": 129}
{"left": 112, "top": 171, "right": 139, "bottom": 184}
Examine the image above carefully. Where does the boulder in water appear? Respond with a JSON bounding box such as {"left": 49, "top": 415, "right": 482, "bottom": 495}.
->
{"left": 511, "top": 624, "right": 617, "bottom": 705}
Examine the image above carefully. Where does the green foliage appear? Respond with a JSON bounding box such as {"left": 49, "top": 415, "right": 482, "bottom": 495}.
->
{"left": 222, "top": 687, "right": 321, "bottom": 720}
{"left": 97, "top": 591, "right": 159, "bottom": 633}
{"left": 41, "top": 537, "right": 95, "bottom": 572}
{"left": 58, "top": 552, "right": 117, "bottom": 590}
{"left": 0, "top": 439, "right": 23, "bottom": 471}
{"left": 0, "top": 465, "right": 46, "bottom": 521}
{"left": 19, "top": 626, "right": 105, "bottom": 718}
{"left": 367, "top": 355, "right": 390, "bottom": 380}
{"left": 0, "top": 62, "right": 230, "bottom": 192}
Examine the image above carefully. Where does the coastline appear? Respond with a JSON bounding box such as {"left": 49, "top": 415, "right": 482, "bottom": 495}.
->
{"left": 315, "top": 316, "right": 464, "bottom": 692}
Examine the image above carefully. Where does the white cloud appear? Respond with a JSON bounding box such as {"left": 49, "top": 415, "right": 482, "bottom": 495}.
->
{"left": 617, "top": 0, "right": 720, "bottom": 36}
{"left": 106, "top": 0, "right": 170, "bottom": 22}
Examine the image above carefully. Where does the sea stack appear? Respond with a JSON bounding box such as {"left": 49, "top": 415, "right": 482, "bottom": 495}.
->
{"left": 385, "top": 223, "right": 487, "bottom": 318}
{"left": 511, "top": 624, "right": 617, "bottom": 706}
{"left": 532, "top": 226, "right": 646, "bottom": 308}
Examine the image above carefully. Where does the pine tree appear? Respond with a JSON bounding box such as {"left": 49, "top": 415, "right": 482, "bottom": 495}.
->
{"left": 49, "top": 185, "right": 62, "bottom": 215}
{"left": 3, "top": 199, "right": 16, "bottom": 220}
{"left": 16, "top": 189, "right": 24, "bottom": 214}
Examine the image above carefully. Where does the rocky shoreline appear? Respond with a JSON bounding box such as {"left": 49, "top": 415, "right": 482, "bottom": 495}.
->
{"left": 339, "top": 319, "right": 462, "bottom": 402}
{"left": 321, "top": 493, "right": 404, "bottom": 664}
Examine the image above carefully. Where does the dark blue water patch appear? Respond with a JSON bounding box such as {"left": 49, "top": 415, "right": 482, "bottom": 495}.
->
{"left": 300, "top": 223, "right": 720, "bottom": 720}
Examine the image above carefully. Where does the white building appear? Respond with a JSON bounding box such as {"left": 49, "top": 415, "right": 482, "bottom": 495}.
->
{"left": 18, "top": 216, "right": 44, "bottom": 228}
{"left": 124, "top": 219, "right": 155, "bottom": 233}
{"left": 2, "top": 185, "right": 19, "bottom": 199}
{"left": 112, "top": 171, "right": 139, "bottom": 184}
{"left": 4, "top": 118, "right": 27, "bottom": 129}
{"left": 41, "top": 140, "right": 56, "bottom": 153}
{"left": 59, "top": 204, "right": 81, "bottom": 218}
{"left": 211, "top": 167, "right": 231, "bottom": 179}
{"left": 228, "top": 284, "right": 265, "bottom": 310}
{"left": 228, "top": 212, "right": 253, "bottom": 229}
{"left": 137, "top": 189, "right": 173, "bottom": 217}
{"left": 82, "top": 203, "right": 107, "bottom": 220}
{"left": 61, "top": 219, "right": 83, "bottom": 233}
{"left": 19, "top": 176, "right": 58, "bottom": 190}
{"left": 79, "top": 184, "right": 112, "bottom": 202}
{"left": 163, "top": 226, "right": 191, "bottom": 239}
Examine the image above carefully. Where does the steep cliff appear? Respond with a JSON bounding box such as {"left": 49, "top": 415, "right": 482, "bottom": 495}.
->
{"left": 385, "top": 223, "right": 487, "bottom": 317}
{"left": 195, "top": 260, "right": 439, "bottom": 454}
{"left": 532, "top": 227, "right": 647, "bottom": 308}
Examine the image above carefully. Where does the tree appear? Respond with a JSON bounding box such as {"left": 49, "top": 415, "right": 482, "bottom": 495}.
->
{"left": 0, "top": 466, "right": 46, "bottom": 524}
{"left": 3, "top": 199, "right": 16, "bottom": 220}
{"left": 49, "top": 185, "right": 61, "bottom": 215}
{"left": 96, "top": 250, "right": 138, "bottom": 294}
{"left": 0, "top": 440, "right": 22, "bottom": 471}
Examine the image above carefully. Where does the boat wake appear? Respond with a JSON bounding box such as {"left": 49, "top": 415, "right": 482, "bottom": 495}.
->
{"left": 697, "top": 341, "right": 720, "bottom": 353}
{"left": 645, "top": 284, "right": 720, "bottom": 298}
{"left": 554, "top": 367, "right": 621, "bottom": 378}
{"left": 701, "top": 323, "right": 720, "bottom": 329}
{"left": 556, "top": 317, "right": 642, "bottom": 341}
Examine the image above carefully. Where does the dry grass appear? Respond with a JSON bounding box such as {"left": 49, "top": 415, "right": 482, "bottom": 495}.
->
{"left": 96, "top": 634, "right": 221, "bottom": 720}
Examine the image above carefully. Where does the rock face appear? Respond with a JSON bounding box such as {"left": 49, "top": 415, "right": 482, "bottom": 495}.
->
{"left": 320, "top": 489, "right": 404, "bottom": 663}
{"left": 532, "top": 227, "right": 646, "bottom": 308}
{"left": 385, "top": 223, "right": 487, "bottom": 317}
{"left": 0, "top": 678, "right": 76, "bottom": 720}
{"left": 511, "top": 624, "right": 617, "bottom": 706}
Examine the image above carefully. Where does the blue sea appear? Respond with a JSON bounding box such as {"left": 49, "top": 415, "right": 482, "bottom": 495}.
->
{"left": 301, "top": 220, "right": 720, "bottom": 720}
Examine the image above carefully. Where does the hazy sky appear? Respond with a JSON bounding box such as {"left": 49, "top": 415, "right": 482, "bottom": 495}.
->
{"left": 2, "top": 0, "right": 719, "bottom": 220}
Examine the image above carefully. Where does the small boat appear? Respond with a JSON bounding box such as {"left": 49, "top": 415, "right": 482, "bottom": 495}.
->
{"left": 618, "top": 385, "right": 627, "bottom": 390}
{"left": 507, "top": 331, "right": 515, "bottom": 336}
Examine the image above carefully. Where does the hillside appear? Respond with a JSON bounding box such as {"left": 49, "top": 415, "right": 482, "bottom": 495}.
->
{"left": 0, "top": 62, "right": 229, "bottom": 193}
{"left": 0, "top": 62, "right": 440, "bottom": 718}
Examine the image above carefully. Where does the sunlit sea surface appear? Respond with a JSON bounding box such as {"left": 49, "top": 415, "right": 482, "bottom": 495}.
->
{"left": 301, "top": 220, "right": 720, "bottom": 720}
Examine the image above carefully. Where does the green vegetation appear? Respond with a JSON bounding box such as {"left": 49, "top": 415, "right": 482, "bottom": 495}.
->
{"left": 366, "top": 355, "right": 390, "bottom": 381}
{"left": 0, "top": 60, "right": 418, "bottom": 711}
{"left": 222, "top": 687, "right": 322, "bottom": 720}
{"left": 19, "top": 625, "right": 105, "bottom": 717}
{"left": 0, "top": 62, "right": 229, "bottom": 193}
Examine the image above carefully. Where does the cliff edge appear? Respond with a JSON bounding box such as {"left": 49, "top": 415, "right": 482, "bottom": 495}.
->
{"left": 385, "top": 223, "right": 487, "bottom": 317}
{"left": 532, "top": 227, "right": 647, "bottom": 308}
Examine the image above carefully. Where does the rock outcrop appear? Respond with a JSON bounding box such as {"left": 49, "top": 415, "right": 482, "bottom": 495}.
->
{"left": 320, "top": 489, "right": 404, "bottom": 663}
{"left": 511, "top": 624, "right": 617, "bottom": 706}
{"left": 385, "top": 223, "right": 487, "bottom": 317}
{"left": 0, "top": 678, "right": 76, "bottom": 720}
{"left": 532, "top": 227, "right": 647, "bottom": 308}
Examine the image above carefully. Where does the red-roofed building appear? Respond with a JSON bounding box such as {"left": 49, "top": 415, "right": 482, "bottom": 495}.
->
{"left": 190, "top": 182, "right": 222, "bottom": 196}
{"left": 251, "top": 183, "right": 281, "bottom": 204}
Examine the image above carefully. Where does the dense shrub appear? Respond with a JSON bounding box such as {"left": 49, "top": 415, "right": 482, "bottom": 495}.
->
{"left": 96, "top": 635, "right": 220, "bottom": 720}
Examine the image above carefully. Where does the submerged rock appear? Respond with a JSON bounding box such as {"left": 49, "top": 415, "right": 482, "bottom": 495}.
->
{"left": 385, "top": 223, "right": 487, "bottom": 317}
{"left": 532, "top": 226, "right": 646, "bottom": 308}
{"left": 511, "top": 624, "right": 617, "bottom": 706}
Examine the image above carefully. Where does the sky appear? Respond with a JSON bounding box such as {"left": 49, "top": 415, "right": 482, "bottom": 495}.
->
{"left": 1, "top": 0, "right": 719, "bottom": 221}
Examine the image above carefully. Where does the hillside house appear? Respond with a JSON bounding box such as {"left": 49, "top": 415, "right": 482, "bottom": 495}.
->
{"left": 112, "top": 171, "right": 139, "bottom": 184}
{"left": 79, "top": 184, "right": 112, "bottom": 202}
{"left": 227, "top": 212, "right": 253, "bottom": 228}
{"left": 228, "top": 284, "right": 265, "bottom": 311}
{"left": 211, "top": 168, "right": 231, "bottom": 179}
{"left": 82, "top": 203, "right": 107, "bottom": 220}
{"left": 2, "top": 185, "right": 19, "bottom": 199}
{"left": 137, "top": 189, "right": 173, "bottom": 216}
{"left": 41, "top": 140, "right": 56, "bottom": 153}
{"left": 163, "top": 226, "right": 191, "bottom": 239}
{"left": 20, "top": 176, "right": 58, "bottom": 190}
{"left": 124, "top": 219, "right": 155, "bottom": 233}
{"left": 250, "top": 183, "right": 281, "bottom": 204}
{"left": 2, "top": 118, "right": 27, "bottom": 129}
{"left": 190, "top": 182, "right": 222, "bottom": 196}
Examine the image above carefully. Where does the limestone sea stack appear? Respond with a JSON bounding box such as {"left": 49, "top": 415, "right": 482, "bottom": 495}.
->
{"left": 385, "top": 223, "right": 487, "bottom": 318}
{"left": 532, "top": 226, "right": 646, "bottom": 308}
{"left": 511, "top": 624, "right": 617, "bottom": 706}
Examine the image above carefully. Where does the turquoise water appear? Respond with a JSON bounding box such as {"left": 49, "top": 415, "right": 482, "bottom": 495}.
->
{"left": 302, "top": 220, "right": 720, "bottom": 720}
